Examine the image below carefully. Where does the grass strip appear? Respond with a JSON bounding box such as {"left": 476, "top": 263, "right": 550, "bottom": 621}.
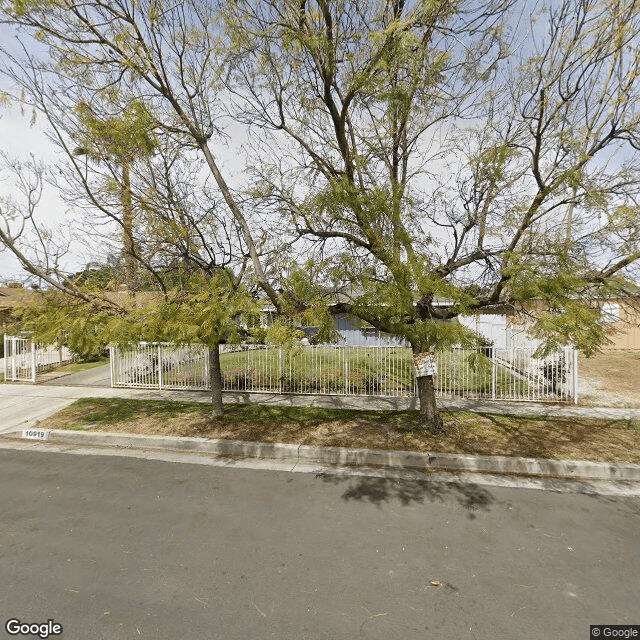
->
{"left": 39, "top": 397, "right": 640, "bottom": 464}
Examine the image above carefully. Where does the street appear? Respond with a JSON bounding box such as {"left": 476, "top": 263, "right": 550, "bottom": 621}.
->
{"left": 0, "top": 447, "right": 637, "bottom": 639}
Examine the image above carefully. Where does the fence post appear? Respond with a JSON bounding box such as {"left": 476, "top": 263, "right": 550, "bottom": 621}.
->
{"left": 278, "top": 347, "right": 283, "bottom": 393}
{"left": 158, "top": 344, "right": 163, "bottom": 390}
{"left": 2, "top": 334, "right": 6, "bottom": 380}
{"left": 344, "top": 352, "right": 349, "bottom": 395}
{"left": 30, "top": 339, "right": 37, "bottom": 383}
{"left": 204, "top": 346, "right": 210, "bottom": 390}
{"left": 573, "top": 346, "right": 579, "bottom": 405}
{"left": 10, "top": 336, "right": 15, "bottom": 382}
{"left": 491, "top": 356, "right": 497, "bottom": 400}
{"left": 109, "top": 346, "right": 115, "bottom": 387}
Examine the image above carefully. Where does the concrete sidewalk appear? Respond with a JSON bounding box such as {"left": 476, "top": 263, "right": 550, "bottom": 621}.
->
{"left": 2, "top": 382, "right": 640, "bottom": 435}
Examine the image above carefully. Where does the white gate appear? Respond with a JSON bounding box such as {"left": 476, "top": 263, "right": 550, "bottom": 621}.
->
{"left": 3, "top": 335, "right": 35, "bottom": 382}
{"left": 3, "top": 334, "right": 76, "bottom": 382}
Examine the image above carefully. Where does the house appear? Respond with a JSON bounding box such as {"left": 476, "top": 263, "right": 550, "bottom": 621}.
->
{"left": 280, "top": 297, "right": 640, "bottom": 351}
{"left": 477, "top": 297, "right": 640, "bottom": 351}
{"left": 592, "top": 298, "right": 640, "bottom": 349}
{"left": 0, "top": 285, "right": 34, "bottom": 331}
{"left": 260, "top": 301, "right": 506, "bottom": 349}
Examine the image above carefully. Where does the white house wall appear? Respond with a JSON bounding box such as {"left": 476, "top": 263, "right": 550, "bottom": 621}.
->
{"left": 458, "top": 315, "right": 508, "bottom": 348}
{"left": 332, "top": 314, "right": 409, "bottom": 347}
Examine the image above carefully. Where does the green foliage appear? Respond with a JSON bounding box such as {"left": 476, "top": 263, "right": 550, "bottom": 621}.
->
{"left": 14, "top": 270, "right": 259, "bottom": 356}
{"left": 265, "top": 319, "right": 304, "bottom": 353}
{"left": 402, "top": 318, "right": 479, "bottom": 352}
{"left": 507, "top": 258, "right": 585, "bottom": 303}
{"left": 504, "top": 258, "right": 627, "bottom": 356}
{"left": 529, "top": 303, "right": 610, "bottom": 357}
{"left": 145, "top": 272, "right": 259, "bottom": 348}
{"left": 476, "top": 144, "right": 519, "bottom": 185}
{"left": 74, "top": 100, "right": 156, "bottom": 163}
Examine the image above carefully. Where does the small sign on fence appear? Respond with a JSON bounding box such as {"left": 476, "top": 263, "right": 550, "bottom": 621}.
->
{"left": 412, "top": 352, "right": 437, "bottom": 377}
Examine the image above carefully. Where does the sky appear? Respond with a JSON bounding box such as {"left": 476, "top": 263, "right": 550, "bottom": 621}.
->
{"left": 0, "top": 19, "right": 249, "bottom": 285}
{"left": 0, "top": 107, "right": 74, "bottom": 282}
{"left": 0, "top": 22, "right": 72, "bottom": 283}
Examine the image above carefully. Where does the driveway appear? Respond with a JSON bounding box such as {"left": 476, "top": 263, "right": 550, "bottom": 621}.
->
{"left": 44, "top": 363, "right": 112, "bottom": 387}
{"left": 0, "top": 448, "right": 637, "bottom": 640}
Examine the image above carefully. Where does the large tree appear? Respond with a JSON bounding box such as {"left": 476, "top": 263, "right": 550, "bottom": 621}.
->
{"left": 222, "top": 0, "right": 640, "bottom": 430}
{"left": 0, "top": 0, "right": 284, "bottom": 307}
{"left": 1, "top": 128, "right": 260, "bottom": 416}
{"left": 0, "top": 0, "right": 285, "bottom": 417}
{"left": 73, "top": 99, "right": 157, "bottom": 294}
{"left": 2, "top": 0, "right": 640, "bottom": 432}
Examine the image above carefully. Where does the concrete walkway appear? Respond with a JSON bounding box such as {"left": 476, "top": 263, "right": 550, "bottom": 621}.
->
{"left": 43, "top": 363, "right": 111, "bottom": 387}
{"left": 2, "top": 382, "right": 640, "bottom": 435}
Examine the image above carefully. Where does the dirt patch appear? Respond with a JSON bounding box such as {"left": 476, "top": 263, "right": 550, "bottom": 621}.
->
{"left": 579, "top": 351, "right": 640, "bottom": 407}
{"left": 40, "top": 398, "right": 640, "bottom": 464}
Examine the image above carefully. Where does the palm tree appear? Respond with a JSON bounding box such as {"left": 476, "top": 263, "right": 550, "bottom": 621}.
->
{"left": 74, "top": 100, "right": 156, "bottom": 294}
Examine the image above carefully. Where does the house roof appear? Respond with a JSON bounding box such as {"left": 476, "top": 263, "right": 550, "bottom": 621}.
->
{"left": 0, "top": 287, "right": 36, "bottom": 310}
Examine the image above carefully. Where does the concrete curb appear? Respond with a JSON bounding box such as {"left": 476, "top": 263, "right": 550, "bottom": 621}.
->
{"left": 5, "top": 429, "right": 640, "bottom": 482}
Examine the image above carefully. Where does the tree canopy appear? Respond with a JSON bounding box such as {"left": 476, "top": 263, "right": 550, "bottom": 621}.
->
{"left": 1, "top": 0, "right": 640, "bottom": 430}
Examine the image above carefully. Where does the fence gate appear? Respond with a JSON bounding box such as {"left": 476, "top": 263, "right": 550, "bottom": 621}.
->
{"left": 3, "top": 334, "right": 76, "bottom": 383}
{"left": 3, "top": 334, "right": 36, "bottom": 382}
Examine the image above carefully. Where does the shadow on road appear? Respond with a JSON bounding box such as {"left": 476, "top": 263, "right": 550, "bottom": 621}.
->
{"left": 315, "top": 472, "right": 495, "bottom": 517}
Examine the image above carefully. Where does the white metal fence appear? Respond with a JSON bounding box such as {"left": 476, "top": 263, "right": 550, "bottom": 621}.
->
{"left": 110, "top": 342, "right": 209, "bottom": 390}
{"left": 3, "top": 334, "right": 76, "bottom": 382}
{"left": 110, "top": 343, "right": 578, "bottom": 403}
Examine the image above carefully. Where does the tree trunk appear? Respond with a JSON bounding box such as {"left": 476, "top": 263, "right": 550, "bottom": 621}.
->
{"left": 208, "top": 343, "right": 224, "bottom": 418}
{"left": 415, "top": 374, "right": 444, "bottom": 434}
{"left": 412, "top": 345, "right": 444, "bottom": 434}
{"left": 121, "top": 161, "right": 137, "bottom": 295}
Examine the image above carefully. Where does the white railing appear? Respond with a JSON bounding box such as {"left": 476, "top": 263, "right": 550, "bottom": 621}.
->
{"left": 110, "top": 342, "right": 208, "bottom": 390}
{"left": 3, "top": 334, "right": 76, "bottom": 382}
{"left": 437, "top": 345, "right": 578, "bottom": 403}
{"left": 110, "top": 343, "right": 579, "bottom": 403}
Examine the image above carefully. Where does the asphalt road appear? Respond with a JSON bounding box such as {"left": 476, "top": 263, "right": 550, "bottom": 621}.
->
{"left": 0, "top": 448, "right": 638, "bottom": 640}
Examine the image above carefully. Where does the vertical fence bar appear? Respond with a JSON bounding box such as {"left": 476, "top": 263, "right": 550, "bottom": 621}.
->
{"left": 344, "top": 349, "right": 349, "bottom": 395}
{"left": 491, "top": 355, "right": 497, "bottom": 400}
{"left": 573, "top": 346, "right": 579, "bottom": 405}
{"left": 30, "top": 340, "right": 37, "bottom": 383}
{"left": 158, "top": 344, "right": 163, "bottom": 390}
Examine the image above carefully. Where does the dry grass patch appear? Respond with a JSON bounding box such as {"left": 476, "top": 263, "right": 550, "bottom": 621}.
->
{"left": 39, "top": 398, "right": 640, "bottom": 464}
{"left": 579, "top": 351, "right": 640, "bottom": 406}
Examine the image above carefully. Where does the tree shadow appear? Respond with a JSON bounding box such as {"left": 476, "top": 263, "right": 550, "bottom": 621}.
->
{"left": 315, "top": 472, "right": 495, "bottom": 518}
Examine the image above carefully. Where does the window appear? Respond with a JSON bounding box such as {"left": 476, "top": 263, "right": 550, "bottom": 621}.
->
{"left": 600, "top": 302, "right": 620, "bottom": 324}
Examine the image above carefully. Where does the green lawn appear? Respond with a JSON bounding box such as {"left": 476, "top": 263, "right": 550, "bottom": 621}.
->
{"left": 113, "top": 345, "right": 535, "bottom": 398}
{"left": 219, "top": 347, "right": 530, "bottom": 397}
{"left": 220, "top": 347, "right": 415, "bottom": 394}
{"left": 52, "top": 356, "right": 110, "bottom": 374}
